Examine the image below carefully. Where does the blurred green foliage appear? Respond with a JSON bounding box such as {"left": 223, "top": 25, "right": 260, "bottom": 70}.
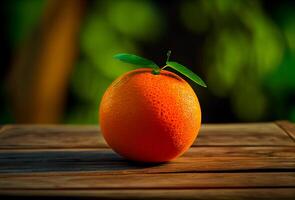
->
{"left": 181, "top": 0, "right": 294, "bottom": 121}
{"left": 2, "top": 0, "right": 295, "bottom": 123}
{"left": 0, "top": 0, "right": 45, "bottom": 123}
{"left": 67, "top": 0, "right": 163, "bottom": 123}
{"left": 265, "top": 4, "right": 295, "bottom": 122}
{"left": 6, "top": 0, "right": 45, "bottom": 47}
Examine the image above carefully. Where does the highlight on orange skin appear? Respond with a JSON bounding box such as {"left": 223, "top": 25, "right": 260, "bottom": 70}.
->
{"left": 99, "top": 68, "right": 201, "bottom": 162}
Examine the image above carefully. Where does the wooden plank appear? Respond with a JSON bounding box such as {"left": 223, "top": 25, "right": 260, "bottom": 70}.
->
{"left": 276, "top": 121, "right": 295, "bottom": 142}
{"left": 1, "top": 189, "right": 295, "bottom": 200}
{"left": 195, "top": 123, "right": 294, "bottom": 146}
{"left": 0, "top": 147, "right": 294, "bottom": 174}
{"left": 0, "top": 172, "right": 294, "bottom": 189}
{"left": 0, "top": 123, "right": 293, "bottom": 149}
{"left": 0, "top": 125, "right": 105, "bottom": 149}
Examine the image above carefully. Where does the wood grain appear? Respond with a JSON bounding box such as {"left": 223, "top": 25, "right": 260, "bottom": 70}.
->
{"left": 0, "top": 172, "right": 294, "bottom": 189}
{"left": 276, "top": 121, "right": 295, "bottom": 142}
{"left": 0, "top": 123, "right": 294, "bottom": 199}
{"left": 0, "top": 147, "right": 294, "bottom": 174}
{"left": 0, "top": 125, "right": 104, "bottom": 149}
{"left": 0, "top": 123, "right": 293, "bottom": 149}
{"left": 196, "top": 123, "right": 293, "bottom": 146}
{"left": 1, "top": 188, "right": 294, "bottom": 200}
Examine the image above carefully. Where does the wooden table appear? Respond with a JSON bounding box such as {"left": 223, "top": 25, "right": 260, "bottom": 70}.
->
{"left": 0, "top": 121, "right": 294, "bottom": 199}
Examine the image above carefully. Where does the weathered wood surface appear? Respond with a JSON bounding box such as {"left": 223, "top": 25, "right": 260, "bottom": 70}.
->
{"left": 0, "top": 147, "right": 294, "bottom": 174}
{"left": 277, "top": 121, "right": 295, "bottom": 142}
{"left": 0, "top": 121, "right": 294, "bottom": 199}
{"left": 1, "top": 172, "right": 295, "bottom": 189}
{"left": 0, "top": 123, "right": 293, "bottom": 149}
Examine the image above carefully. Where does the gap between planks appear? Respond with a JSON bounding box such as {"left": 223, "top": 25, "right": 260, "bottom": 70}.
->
{"left": 0, "top": 188, "right": 294, "bottom": 200}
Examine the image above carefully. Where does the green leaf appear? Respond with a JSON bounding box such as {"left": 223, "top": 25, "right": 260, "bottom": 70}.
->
{"left": 166, "top": 61, "right": 207, "bottom": 87}
{"left": 113, "top": 53, "right": 159, "bottom": 69}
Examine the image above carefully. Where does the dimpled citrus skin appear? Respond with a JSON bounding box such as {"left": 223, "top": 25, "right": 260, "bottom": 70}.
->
{"left": 99, "top": 68, "right": 201, "bottom": 162}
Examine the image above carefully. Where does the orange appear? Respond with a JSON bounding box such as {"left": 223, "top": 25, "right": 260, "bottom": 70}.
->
{"left": 99, "top": 68, "right": 201, "bottom": 162}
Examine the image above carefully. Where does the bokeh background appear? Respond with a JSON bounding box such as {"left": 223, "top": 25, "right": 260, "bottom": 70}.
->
{"left": 1, "top": 0, "right": 295, "bottom": 124}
